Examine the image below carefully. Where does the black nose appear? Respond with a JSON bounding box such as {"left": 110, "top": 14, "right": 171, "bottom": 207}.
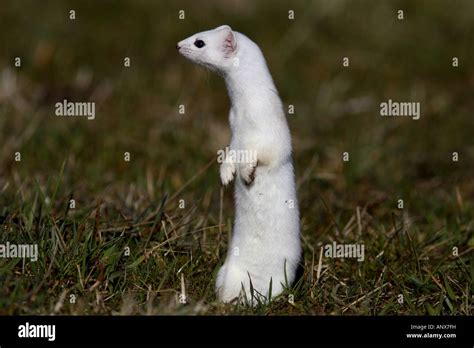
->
{"left": 176, "top": 44, "right": 180, "bottom": 50}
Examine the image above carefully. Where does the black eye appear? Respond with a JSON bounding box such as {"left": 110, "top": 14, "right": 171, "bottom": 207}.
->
{"left": 194, "top": 40, "right": 205, "bottom": 48}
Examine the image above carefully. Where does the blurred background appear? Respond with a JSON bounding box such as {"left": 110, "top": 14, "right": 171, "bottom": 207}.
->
{"left": 1, "top": 0, "right": 473, "bottom": 201}
{"left": 0, "top": 0, "right": 473, "bottom": 314}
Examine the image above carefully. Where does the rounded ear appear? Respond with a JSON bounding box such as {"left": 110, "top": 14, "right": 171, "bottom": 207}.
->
{"left": 215, "top": 25, "right": 232, "bottom": 32}
{"left": 221, "top": 27, "right": 238, "bottom": 57}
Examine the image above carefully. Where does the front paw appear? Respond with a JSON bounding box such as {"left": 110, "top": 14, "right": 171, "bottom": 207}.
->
{"left": 239, "top": 162, "right": 257, "bottom": 186}
{"left": 220, "top": 162, "right": 236, "bottom": 186}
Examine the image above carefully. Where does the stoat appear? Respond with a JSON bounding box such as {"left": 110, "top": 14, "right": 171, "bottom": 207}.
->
{"left": 177, "top": 25, "right": 301, "bottom": 304}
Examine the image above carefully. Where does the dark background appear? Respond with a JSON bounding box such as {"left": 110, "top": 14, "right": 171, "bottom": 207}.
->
{"left": 0, "top": 0, "right": 472, "bottom": 315}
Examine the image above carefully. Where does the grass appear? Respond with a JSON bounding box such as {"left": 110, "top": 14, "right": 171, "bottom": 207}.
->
{"left": 0, "top": 0, "right": 473, "bottom": 315}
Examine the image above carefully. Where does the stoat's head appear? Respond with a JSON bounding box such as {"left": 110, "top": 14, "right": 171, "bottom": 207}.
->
{"left": 177, "top": 25, "right": 238, "bottom": 73}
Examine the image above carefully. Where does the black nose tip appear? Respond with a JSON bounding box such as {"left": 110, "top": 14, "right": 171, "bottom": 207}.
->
{"left": 176, "top": 44, "right": 180, "bottom": 50}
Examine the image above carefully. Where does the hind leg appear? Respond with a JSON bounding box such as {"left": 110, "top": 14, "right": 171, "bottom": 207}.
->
{"left": 216, "top": 263, "right": 280, "bottom": 305}
{"left": 216, "top": 263, "right": 251, "bottom": 303}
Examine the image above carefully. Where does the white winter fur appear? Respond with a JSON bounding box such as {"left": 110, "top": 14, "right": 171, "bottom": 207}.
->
{"left": 177, "top": 25, "right": 300, "bottom": 304}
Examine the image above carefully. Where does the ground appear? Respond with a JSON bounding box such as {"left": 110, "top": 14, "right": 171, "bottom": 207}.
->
{"left": 0, "top": 0, "right": 472, "bottom": 315}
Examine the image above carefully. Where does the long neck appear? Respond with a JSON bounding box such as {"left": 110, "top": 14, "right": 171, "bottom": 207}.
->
{"left": 224, "top": 58, "right": 278, "bottom": 110}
